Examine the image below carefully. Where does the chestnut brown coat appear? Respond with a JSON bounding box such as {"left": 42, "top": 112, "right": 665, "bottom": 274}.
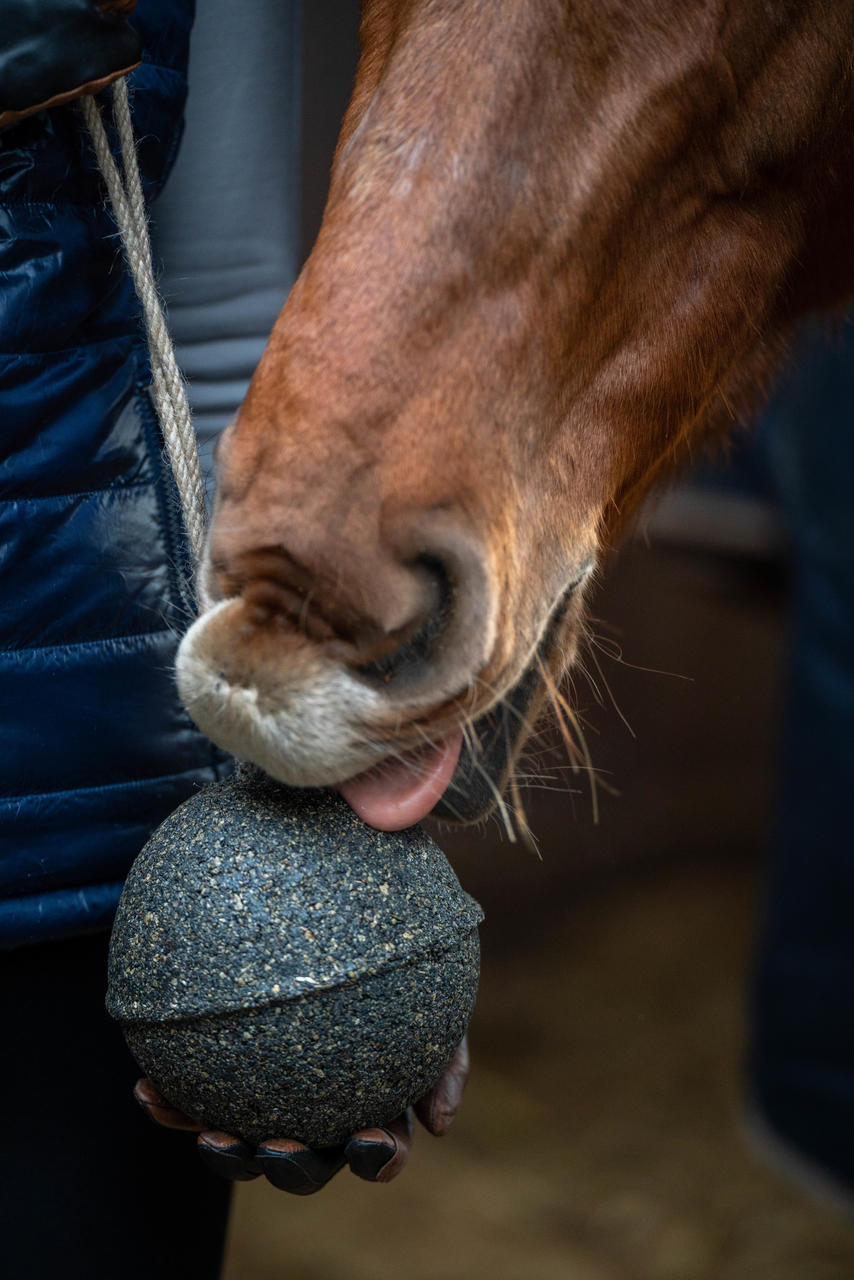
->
{"left": 177, "top": 0, "right": 854, "bottom": 822}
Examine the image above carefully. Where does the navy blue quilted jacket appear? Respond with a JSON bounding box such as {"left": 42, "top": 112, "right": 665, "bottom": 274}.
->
{"left": 0, "top": 0, "right": 229, "bottom": 948}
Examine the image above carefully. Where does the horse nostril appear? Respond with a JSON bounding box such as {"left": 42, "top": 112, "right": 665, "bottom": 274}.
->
{"left": 356, "top": 556, "right": 453, "bottom": 686}
{"left": 352, "top": 510, "right": 496, "bottom": 702}
{"left": 210, "top": 508, "right": 495, "bottom": 703}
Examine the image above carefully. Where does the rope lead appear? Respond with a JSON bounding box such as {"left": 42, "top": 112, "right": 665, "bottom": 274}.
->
{"left": 80, "top": 78, "right": 209, "bottom": 612}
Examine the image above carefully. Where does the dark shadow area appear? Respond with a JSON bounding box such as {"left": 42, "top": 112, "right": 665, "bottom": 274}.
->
{"left": 300, "top": 1, "right": 361, "bottom": 261}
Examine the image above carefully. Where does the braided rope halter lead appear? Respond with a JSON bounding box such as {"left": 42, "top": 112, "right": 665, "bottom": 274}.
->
{"left": 79, "top": 77, "right": 210, "bottom": 612}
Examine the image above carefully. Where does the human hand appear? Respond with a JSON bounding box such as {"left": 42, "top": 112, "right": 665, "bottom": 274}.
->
{"left": 134, "top": 1037, "right": 470, "bottom": 1194}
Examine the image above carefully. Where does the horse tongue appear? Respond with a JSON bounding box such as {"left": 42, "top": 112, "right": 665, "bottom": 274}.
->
{"left": 336, "top": 731, "right": 463, "bottom": 831}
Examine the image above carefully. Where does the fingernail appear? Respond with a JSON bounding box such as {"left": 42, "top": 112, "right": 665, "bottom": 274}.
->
{"left": 256, "top": 1146, "right": 344, "bottom": 1195}
{"left": 197, "top": 1135, "right": 260, "bottom": 1182}
{"left": 347, "top": 1139, "right": 396, "bottom": 1181}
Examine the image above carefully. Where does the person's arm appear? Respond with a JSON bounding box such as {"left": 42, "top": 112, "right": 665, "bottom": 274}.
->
{"left": 0, "top": 0, "right": 141, "bottom": 131}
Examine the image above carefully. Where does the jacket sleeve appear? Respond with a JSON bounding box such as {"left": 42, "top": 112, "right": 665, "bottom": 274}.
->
{"left": 0, "top": 0, "right": 141, "bottom": 129}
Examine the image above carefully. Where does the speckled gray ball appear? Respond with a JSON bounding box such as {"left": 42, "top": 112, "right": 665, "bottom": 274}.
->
{"left": 107, "top": 770, "right": 483, "bottom": 1148}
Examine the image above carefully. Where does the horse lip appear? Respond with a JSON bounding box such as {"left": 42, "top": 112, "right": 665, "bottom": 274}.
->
{"left": 429, "top": 571, "right": 587, "bottom": 824}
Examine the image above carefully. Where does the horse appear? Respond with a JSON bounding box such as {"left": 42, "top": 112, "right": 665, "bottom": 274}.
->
{"left": 176, "top": 0, "right": 854, "bottom": 833}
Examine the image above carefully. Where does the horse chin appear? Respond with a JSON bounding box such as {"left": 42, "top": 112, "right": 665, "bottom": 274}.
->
{"left": 429, "top": 668, "right": 543, "bottom": 824}
{"left": 430, "top": 577, "right": 585, "bottom": 825}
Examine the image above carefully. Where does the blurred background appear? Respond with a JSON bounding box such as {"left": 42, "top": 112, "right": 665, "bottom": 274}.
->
{"left": 152, "top": 3, "right": 854, "bottom": 1275}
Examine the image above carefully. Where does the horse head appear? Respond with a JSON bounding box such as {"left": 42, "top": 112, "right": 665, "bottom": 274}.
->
{"left": 177, "top": 0, "right": 854, "bottom": 828}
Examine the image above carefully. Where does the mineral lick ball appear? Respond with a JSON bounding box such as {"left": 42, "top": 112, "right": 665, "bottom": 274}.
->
{"left": 107, "top": 770, "right": 483, "bottom": 1147}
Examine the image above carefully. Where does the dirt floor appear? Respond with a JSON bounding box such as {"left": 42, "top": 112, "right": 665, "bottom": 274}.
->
{"left": 222, "top": 540, "right": 854, "bottom": 1280}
